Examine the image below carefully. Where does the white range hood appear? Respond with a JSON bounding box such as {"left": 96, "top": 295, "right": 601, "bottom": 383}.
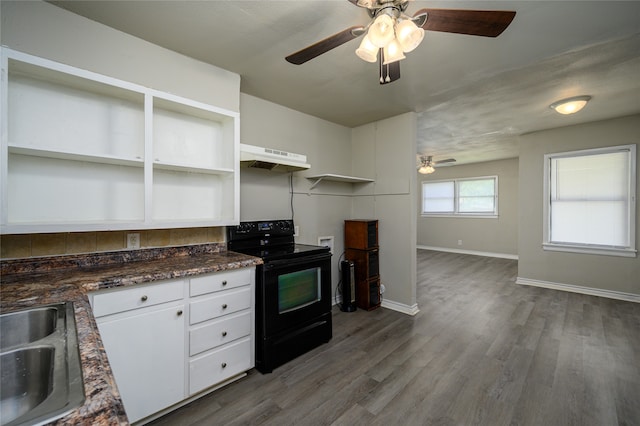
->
{"left": 240, "top": 144, "right": 310, "bottom": 172}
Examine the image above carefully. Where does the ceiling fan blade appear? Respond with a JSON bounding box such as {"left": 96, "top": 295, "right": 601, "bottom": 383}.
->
{"left": 415, "top": 8, "right": 516, "bottom": 38}
{"left": 434, "top": 158, "right": 456, "bottom": 165}
{"left": 379, "top": 49, "right": 401, "bottom": 84}
{"left": 286, "top": 26, "right": 365, "bottom": 65}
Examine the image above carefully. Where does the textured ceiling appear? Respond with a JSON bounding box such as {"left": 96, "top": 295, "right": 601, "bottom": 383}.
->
{"left": 49, "top": 1, "right": 640, "bottom": 166}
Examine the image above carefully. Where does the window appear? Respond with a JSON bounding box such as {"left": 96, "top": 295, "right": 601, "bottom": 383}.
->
{"left": 422, "top": 176, "right": 497, "bottom": 217}
{"left": 543, "top": 144, "right": 636, "bottom": 257}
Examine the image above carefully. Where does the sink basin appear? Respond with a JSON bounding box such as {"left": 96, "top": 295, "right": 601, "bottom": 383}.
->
{"left": 0, "top": 307, "right": 57, "bottom": 349}
{"left": 0, "top": 303, "right": 85, "bottom": 426}
{"left": 0, "top": 347, "right": 55, "bottom": 424}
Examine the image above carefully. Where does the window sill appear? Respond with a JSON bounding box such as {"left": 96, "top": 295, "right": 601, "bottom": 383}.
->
{"left": 543, "top": 243, "right": 637, "bottom": 258}
{"left": 421, "top": 214, "right": 498, "bottom": 219}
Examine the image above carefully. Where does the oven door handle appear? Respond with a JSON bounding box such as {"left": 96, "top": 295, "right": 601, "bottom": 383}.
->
{"left": 264, "top": 253, "right": 330, "bottom": 269}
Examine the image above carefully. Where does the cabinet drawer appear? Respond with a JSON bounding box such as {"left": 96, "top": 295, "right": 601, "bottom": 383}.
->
{"left": 189, "top": 311, "right": 251, "bottom": 356}
{"left": 92, "top": 279, "right": 184, "bottom": 318}
{"left": 190, "top": 268, "right": 252, "bottom": 297}
{"left": 189, "top": 337, "right": 252, "bottom": 395}
{"left": 190, "top": 287, "right": 251, "bottom": 325}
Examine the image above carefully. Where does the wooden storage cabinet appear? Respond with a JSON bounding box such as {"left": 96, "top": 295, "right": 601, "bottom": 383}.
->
{"left": 352, "top": 277, "right": 381, "bottom": 311}
{"left": 345, "top": 220, "right": 381, "bottom": 310}
{"left": 345, "top": 219, "right": 378, "bottom": 250}
{"left": 345, "top": 248, "right": 379, "bottom": 282}
{"left": 0, "top": 47, "right": 239, "bottom": 234}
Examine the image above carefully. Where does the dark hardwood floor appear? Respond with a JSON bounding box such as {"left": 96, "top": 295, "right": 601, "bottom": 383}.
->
{"left": 149, "top": 250, "right": 640, "bottom": 425}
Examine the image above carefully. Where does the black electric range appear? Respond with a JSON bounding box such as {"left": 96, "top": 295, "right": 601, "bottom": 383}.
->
{"left": 227, "top": 219, "right": 332, "bottom": 373}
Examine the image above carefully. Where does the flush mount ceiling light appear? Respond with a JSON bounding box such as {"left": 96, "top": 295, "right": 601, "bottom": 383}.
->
{"left": 549, "top": 95, "right": 592, "bottom": 115}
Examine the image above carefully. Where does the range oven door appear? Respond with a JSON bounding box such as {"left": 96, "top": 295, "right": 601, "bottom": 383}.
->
{"left": 257, "top": 252, "right": 332, "bottom": 338}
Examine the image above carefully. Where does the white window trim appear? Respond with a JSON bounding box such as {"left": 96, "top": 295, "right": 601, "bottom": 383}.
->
{"left": 542, "top": 144, "right": 637, "bottom": 258}
{"left": 421, "top": 176, "right": 499, "bottom": 218}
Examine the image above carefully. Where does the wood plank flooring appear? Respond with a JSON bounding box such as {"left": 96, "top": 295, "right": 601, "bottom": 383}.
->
{"left": 149, "top": 250, "right": 640, "bottom": 426}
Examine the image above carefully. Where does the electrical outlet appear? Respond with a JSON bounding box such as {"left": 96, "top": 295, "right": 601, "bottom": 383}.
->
{"left": 127, "top": 233, "right": 140, "bottom": 249}
{"left": 294, "top": 226, "right": 300, "bottom": 237}
{"left": 380, "top": 284, "right": 386, "bottom": 294}
{"left": 457, "top": 239, "right": 463, "bottom": 246}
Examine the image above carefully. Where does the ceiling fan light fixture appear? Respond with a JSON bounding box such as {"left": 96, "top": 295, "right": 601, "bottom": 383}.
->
{"left": 356, "top": 0, "right": 376, "bottom": 7}
{"left": 368, "top": 14, "right": 395, "bottom": 48}
{"left": 549, "top": 95, "right": 592, "bottom": 115}
{"left": 382, "top": 39, "right": 405, "bottom": 64}
{"left": 418, "top": 164, "right": 435, "bottom": 174}
{"left": 395, "top": 19, "right": 424, "bottom": 52}
{"left": 355, "top": 35, "right": 379, "bottom": 63}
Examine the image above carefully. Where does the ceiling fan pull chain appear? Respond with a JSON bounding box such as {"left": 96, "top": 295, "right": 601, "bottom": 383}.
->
{"left": 379, "top": 49, "right": 384, "bottom": 83}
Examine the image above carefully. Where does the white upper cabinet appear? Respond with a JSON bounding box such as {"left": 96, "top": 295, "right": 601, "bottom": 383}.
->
{"left": 0, "top": 48, "right": 239, "bottom": 233}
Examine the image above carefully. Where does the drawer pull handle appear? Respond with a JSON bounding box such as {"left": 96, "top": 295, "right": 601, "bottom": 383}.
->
{"left": 222, "top": 304, "right": 228, "bottom": 309}
{"left": 141, "top": 295, "right": 148, "bottom": 302}
{"left": 222, "top": 331, "right": 227, "bottom": 337}
{"left": 222, "top": 280, "right": 228, "bottom": 286}
{"left": 177, "top": 310, "right": 183, "bottom": 316}
{"left": 221, "top": 362, "right": 227, "bottom": 368}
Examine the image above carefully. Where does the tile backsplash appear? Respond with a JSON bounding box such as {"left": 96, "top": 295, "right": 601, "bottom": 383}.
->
{"left": 0, "top": 227, "right": 226, "bottom": 259}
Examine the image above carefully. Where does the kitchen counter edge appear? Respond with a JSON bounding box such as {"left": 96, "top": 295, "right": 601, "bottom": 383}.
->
{"left": 0, "top": 246, "right": 263, "bottom": 426}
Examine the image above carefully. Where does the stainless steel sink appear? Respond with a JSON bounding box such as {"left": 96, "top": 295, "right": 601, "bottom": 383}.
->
{"left": 0, "top": 303, "right": 85, "bottom": 426}
{"left": 0, "top": 347, "right": 55, "bottom": 423}
{"left": 0, "top": 307, "right": 57, "bottom": 348}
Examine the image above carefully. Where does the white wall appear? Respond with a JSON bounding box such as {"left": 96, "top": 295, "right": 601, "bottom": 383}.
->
{"left": 417, "top": 158, "right": 519, "bottom": 257}
{"left": 239, "top": 93, "right": 354, "bottom": 301}
{"left": 0, "top": 1, "right": 239, "bottom": 112}
{"left": 352, "top": 113, "right": 418, "bottom": 314}
{"left": 518, "top": 115, "right": 640, "bottom": 298}
{"left": 2, "top": 0, "right": 419, "bottom": 313}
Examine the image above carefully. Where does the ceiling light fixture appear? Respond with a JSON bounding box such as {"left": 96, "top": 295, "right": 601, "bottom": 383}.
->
{"left": 418, "top": 156, "right": 436, "bottom": 174}
{"left": 549, "top": 95, "right": 592, "bottom": 115}
{"left": 418, "top": 164, "right": 435, "bottom": 174}
{"left": 355, "top": 6, "right": 425, "bottom": 66}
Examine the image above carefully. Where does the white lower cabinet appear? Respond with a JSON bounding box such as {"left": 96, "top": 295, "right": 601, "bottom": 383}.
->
{"left": 187, "top": 269, "right": 255, "bottom": 396}
{"left": 90, "top": 267, "right": 254, "bottom": 424}
{"left": 189, "top": 337, "right": 252, "bottom": 395}
{"left": 95, "top": 301, "right": 186, "bottom": 423}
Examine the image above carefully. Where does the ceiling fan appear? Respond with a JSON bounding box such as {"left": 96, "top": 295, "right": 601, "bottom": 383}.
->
{"left": 285, "top": 0, "right": 516, "bottom": 84}
{"left": 418, "top": 155, "right": 456, "bottom": 174}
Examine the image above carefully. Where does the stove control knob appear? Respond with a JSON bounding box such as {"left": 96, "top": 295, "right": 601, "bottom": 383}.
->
{"left": 278, "top": 221, "right": 291, "bottom": 232}
{"left": 238, "top": 223, "right": 252, "bottom": 233}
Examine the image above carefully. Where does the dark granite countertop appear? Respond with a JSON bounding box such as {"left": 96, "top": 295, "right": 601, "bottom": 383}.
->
{"left": 0, "top": 244, "right": 262, "bottom": 425}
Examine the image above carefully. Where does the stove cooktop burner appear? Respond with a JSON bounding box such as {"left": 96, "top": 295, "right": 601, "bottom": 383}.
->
{"left": 234, "top": 243, "right": 329, "bottom": 261}
{"left": 227, "top": 220, "right": 329, "bottom": 262}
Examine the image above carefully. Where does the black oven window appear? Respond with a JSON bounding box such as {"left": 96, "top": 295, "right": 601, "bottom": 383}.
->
{"left": 278, "top": 267, "right": 322, "bottom": 313}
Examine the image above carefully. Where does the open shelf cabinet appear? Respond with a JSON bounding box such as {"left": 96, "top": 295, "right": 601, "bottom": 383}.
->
{"left": 1, "top": 47, "right": 240, "bottom": 234}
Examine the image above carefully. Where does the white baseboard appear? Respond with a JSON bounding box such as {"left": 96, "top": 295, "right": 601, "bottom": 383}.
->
{"left": 381, "top": 299, "right": 420, "bottom": 316}
{"left": 516, "top": 277, "right": 640, "bottom": 303}
{"left": 335, "top": 292, "right": 419, "bottom": 316}
{"left": 417, "top": 245, "right": 518, "bottom": 260}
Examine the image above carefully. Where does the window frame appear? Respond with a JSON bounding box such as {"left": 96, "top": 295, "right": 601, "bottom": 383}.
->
{"left": 421, "top": 175, "right": 498, "bottom": 218}
{"left": 542, "top": 144, "right": 637, "bottom": 257}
